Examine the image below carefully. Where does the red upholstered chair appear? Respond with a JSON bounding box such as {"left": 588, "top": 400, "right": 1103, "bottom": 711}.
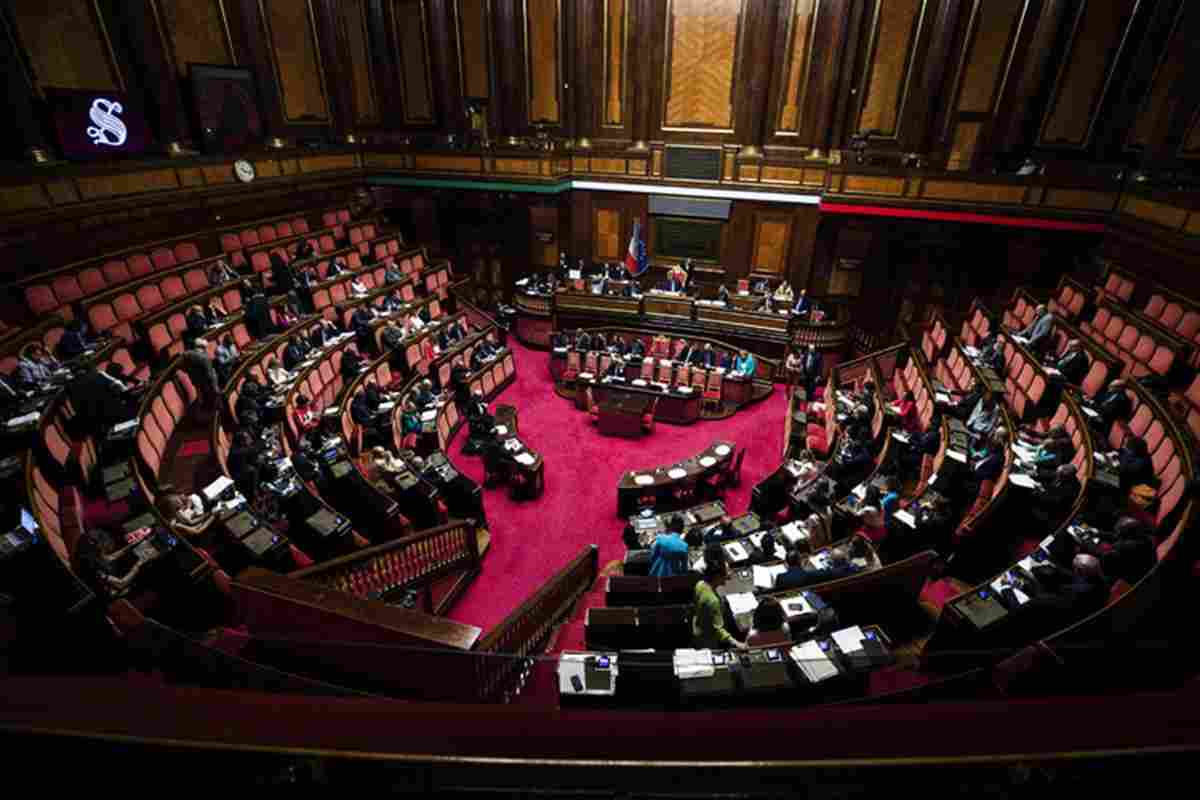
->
{"left": 633, "top": 359, "right": 653, "bottom": 386}
{"left": 642, "top": 398, "right": 658, "bottom": 434}
{"left": 703, "top": 370, "right": 723, "bottom": 412}
{"left": 656, "top": 361, "right": 673, "bottom": 386}
{"left": 563, "top": 350, "right": 581, "bottom": 382}
{"left": 736, "top": 279, "right": 749, "bottom": 293}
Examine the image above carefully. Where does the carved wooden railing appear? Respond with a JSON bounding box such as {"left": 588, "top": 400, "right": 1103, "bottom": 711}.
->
{"left": 289, "top": 519, "right": 482, "bottom": 615}
{"left": 472, "top": 545, "right": 599, "bottom": 703}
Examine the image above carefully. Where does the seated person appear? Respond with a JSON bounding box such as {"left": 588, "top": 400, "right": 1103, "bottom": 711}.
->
{"left": 369, "top": 446, "right": 406, "bottom": 475}
{"left": 399, "top": 397, "right": 423, "bottom": 435}
{"left": 291, "top": 393, "right": 320, "bottom": 435}
{"left": 1032, "top": 463, "right": 1082, "bottom": 523}
{"left": 226, "top": 430, "right": 265, "bottom": 499}
{"left": 185, "top": 304, "right": 209, "bottom": 339}
{"left": 691, "top": 544, "right": 747, "bottom": 651}
{"left": 962, "top": 427, "right": 1007, "bottom": 503}
{"left": 609, "top": 335, "right": 627, "bottom": 357}
{"left": 1086, "top": 516, "right": 1156, "bottom": 584}
{"left": 692, "top": 343, "right": 716, "bottom": 368}
{"left": 785, "top": 350, "right": 803, "bottom": 378}
{"left": 67, "top": 365, "right": 138, "bottom": 438}
{"left": 56, "top": 319, "right": 93, "bottom": 361}
{"left": 628, "top": 337, "right": 646, "bottom": 359}
{"left": 717, "top": 284, "right": 730, "bottom": 304}
{"left": 349, "top": 277, "right": 369, "bottom": 297}
{"left": 792, "top": 288, "right": 810, "bottom": 315}
{"left": 830, "top": 424, "right": 873, "bottom": 484}
{"left": 1054, "top": 339, "right": 1090, "bottom": 385}
{"left": 734, "top": 350, "right": 756, "bottom": 378}
{"left": 413, "top": 378, "right": 437, "bottom": 410}
{"left": 1017, "top": 304, "right": 1054, "bottom": 356}
{"left": 773, "top": 282, "right": 794, "bottom": 304}
{"left": 383, "top": 263, "right": 404, "bottom": 286}
{"left": 604, "top": 355, "right": 626, "bottom": 381}
{"left": 550, "top": 331, "right": 569, "bottom": 350}
{"left": 965, "top": 393, "right": 1000, "bottom": 439}
{"left": 326, "top": 257, "right": 347, "bottom": 277}
{"left": 282, "top": 336, "right": 311, "bottom": 371}
{"left": 213, "top": 334, "right": 240, "bottom": 386}
{"left": 770, "top": 539, "right": 868, "bottom": 592}
{"left": 849, "top": 485, "right": 887, "bottom": 543}
{"left": 1001, "top": 553, "right": 1108, "bottom": 633}
{"left": 648, "top": 515, "right": 689, "bottom": 577}
{"left": 746, "top": 596, "right": 790, "bottom": 647}
{"left": 1029, "top": 428, "right": 1073, "bottom": 480}
{"left": 73, "top": 527, "right": 156, "bottom": 595}
{"left": 351, "top": 305, "right": 376, "bottom": 349}
{"left": 592, "top": 332, "right": 608, "bottom": 353}
{"left": 16, "top": 343, "right": 60, "bottom": 388}
{"left": 1090, "top": 380, "right": 1132, "bottom": 430}
{"left": 576, "top": 330, "right": 592, "bottom": 352}
{"left": 892, "top": 391, "right": 921, "bottom": 434}
{"left": 1118, "top": 436, "right": 1156, "bottom": 492}
{"left": 340, "top": 347, "right": 365, "bottom": 382}
{"left": 155, "top": 486, "right": 214, "bottom": 540}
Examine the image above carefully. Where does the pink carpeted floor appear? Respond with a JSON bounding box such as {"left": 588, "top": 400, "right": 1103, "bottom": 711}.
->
{"left": 447, "top": 340, "right": 789, "bottom": 631}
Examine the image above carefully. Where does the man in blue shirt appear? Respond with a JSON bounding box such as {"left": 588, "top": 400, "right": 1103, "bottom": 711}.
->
{"left": 792, "top": 288, "right": 810, "bottom": 315}
{"left": 648, "top": 514, "right": 690, "bottom": 577}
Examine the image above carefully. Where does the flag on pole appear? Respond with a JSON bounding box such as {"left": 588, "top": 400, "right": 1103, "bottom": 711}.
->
{"left": 625, "top": 219, "right": 648, "bottom": 277}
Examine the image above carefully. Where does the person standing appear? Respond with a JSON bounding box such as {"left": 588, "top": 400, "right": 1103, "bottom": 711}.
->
{"left": 691, "top": 544, "right": 748, "bottom": 651}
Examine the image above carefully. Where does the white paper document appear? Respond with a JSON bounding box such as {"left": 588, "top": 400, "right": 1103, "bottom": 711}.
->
{"left": 779, "top": 521, "right": 810, "bottom": 545}
{"left": 202, "top": 476, "right": 234, "bottom": 502}
{"left": 726, "top": 592, "right": 759, "bottom": 616}
{"left": 894, "top": 509, "right": 917, "bottom": 528}
{"left": 6, "top": 411, "right": 40, "bottom": 428}
{"left": 781, "top": 595, "right": 813, "bottom": 617}
{"left": 111, "top": 418, "right": 138, "bottom": 434}
{"left": 831, "top": 626, "right": 866, "bottom": 654}
{"left": 947, "top": 449, "right": 967, "bottom": 463}
{"left": 514, "top": 452, "right": 536, "bottom": 466}
{"left": 493, "top": 425, "right": 508, "bottom": 435}
{"left": 420, "top": 409, "right": 437, "bottom": 421}
{"left": 698, "top": 456, "right": 716, "bottom": 468}
{"left": 723, "top": 541, "right": 749, "bottom": 562}
{"left": 714, "top": 444, "right": 731, "bottom": 456}
{"left": 674, "top": 649, "right": 715, "bottom": 679}
{"left": 668, "top": 468, "right": 687, "bottom": 480}
{"left": 1009, "top": 473, "right": 1039, "bottom": 489}
{"left": 753, "top": 564, "right": 788, "bottom": 589}
{"left": 791, "top": 641, "right": 838, "bottom": 683}
{"left": 633, "top": 474, "right": 654, "bottom": 486}
{"left": 992, "top": 576, "right": 1029, "bottom": 605}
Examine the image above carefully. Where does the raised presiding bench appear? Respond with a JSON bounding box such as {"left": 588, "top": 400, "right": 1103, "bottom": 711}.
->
{"left": 617, "top": 440, "right": 735, "bottom": 516}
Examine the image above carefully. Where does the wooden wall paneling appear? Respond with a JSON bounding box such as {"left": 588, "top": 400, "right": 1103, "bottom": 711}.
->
{"left": 850, "top": 0, "right": 929, "bottom": 142}
{"left": 152, "top": 0, "right": 235, "bottom": 76}
{"left": 111, "top": 1, "right": 185, "bottom": 148}
{"left": 732, "top": 0, "right": 779, "bottom": 147}
{"left": 364, "top": 0, "right": 402, "bottom": 133}
{"left": 795, "top": 0, "right": 853, "bottom": 151}
{"left": 570, "top": 189, "right": 593, "bottom": 263}
{"left": 7, "top": 0, "right": 122, "bottom": 92}
{"left": 491, "top": 0, "right": 523, "bottom": 138}
{"left": 1035, "top": 0, "right": 1140, "bottom": 149}
{"left": 524, "top": 0, "right": 562, "bottom": 127}
{"left": 337, "top": 0, "right": 381, "bottom": 127}
{"left": 391, "top": 0, "right": 437, "bottom": 126}
{"left": 529, "top": 203, "right": 559, "bottom": 266}
{"left": 258, "top": 0, "right": 331, "bottom": 125}
{"left": 1121, "top": 0, "right": 1189, "bottom": 156}
{"left": 429, "top": 0, "right": 465, "bottom": 138}
{"left": 594, "top": 0, "right": 630, "bottom": 138}
{"left": 902, "top": 0, "right": 964, "bottom": 154}
{"left": 990, "top": 0, "right": 1072, "bottom": 157}
{"left": 456, "top": 0, "right": 493, "bottom": 101}
{"left": 316, "top": 0, "right": 355, "bottom": 136}
{"left": 936, "top": 0, "right": 1027, "bottom": 168}
{"left": 749, "top": 212, "right": 793, "bottom": 274}
{"left": 659, "top": 0, "right": 744, "bottom": 138}
{"left": 594, "top": 207, "right": 622, "bottom": 261}
{"left": 0, "top": 7, "right": 47, "bottom": 157}
{"left": 768, "top": 0, "right": 819, "bottom": 141}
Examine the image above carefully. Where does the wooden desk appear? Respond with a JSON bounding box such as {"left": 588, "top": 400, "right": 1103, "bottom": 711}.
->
{"left": 598, "top": 392, "right": 651, "bottom": 438}
{"left": 577, "top": 377, "right": 702, "bottom": 425}
{"left": 616, "top": 440, "right": 735, "bottom": 516}
{"left": 493, "top": 405, "right": 545, "bottom": 500}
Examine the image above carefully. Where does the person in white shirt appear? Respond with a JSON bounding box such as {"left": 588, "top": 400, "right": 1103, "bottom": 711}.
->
{"left": 265, "top": 356, "right": 290, "bottom": 389}
{"left": 350, "top": 277, "right": 368, "bottom": 297}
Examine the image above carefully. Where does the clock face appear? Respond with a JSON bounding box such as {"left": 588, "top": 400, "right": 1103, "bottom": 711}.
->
{"left": 234, "top": 159, "right": 256, "bottom": 183}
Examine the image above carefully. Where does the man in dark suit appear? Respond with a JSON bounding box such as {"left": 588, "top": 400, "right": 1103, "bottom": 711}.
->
{"left": 677, "top": 340, "right": 697, "bottom": 365}
{"left": 628, "top": 338, "right": 645, "bottom": 359}
{"left": 340, "top": 347, "right": 365, "bottom": 382}
{"left": 66, "top": 366, "right": 136, "bottom": 438}
{"left": 180, "top": 340, "right": 220, "bottom": 412}
{"left": 351, "top": 306, "right": 375, "bottom": 352}
{"left": 414, "top": 379, "right": 436, "bottom": 410}
{"left": 1002, "top": 554, "right": 1108, "bottom": 634}
{"left": 350, "top": 384, "right": 386, "bottom": 449}
{"left": 381, "top": 322, "right": 406, "bottom": 353}
{"left": 244, "top": 291, "right": 274, "bottom": 340}
{"left": 1091, "top": 380, "right": 1133, "bottom": 430}
{"left": 1032, "top": 464, "right": 1082, "bottom": 524}
{"left": 691, "top": 343, "right": 715, "bottom": 367}
{"left": 269, "top": 253, "right": 296, "bottom": 296}
{"left": 56, "top": 320, "right": 91, "bottom": 361}
{"left": 769, "top": 541, "right": 866, "bottom": 592}
{"left": 283, "top": 338, "right": 310, "bottom": 371}
{"left": 1055, "top": 339, "right": 1089, "bottom": 385}
{"left": 802, "top": 345, "right": 824, "bottom": 398}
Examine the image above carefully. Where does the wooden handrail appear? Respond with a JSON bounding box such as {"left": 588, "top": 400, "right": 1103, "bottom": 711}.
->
{"left": 287, "top": 519, "right": 481, "bottom": 608}
{"left": 472, "top": 544, "right": 599, "bottom": 703}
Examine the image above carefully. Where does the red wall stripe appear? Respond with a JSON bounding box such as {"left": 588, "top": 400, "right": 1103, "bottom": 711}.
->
{"left": 819, "top": 201, "right": 1109, "bottom": 233}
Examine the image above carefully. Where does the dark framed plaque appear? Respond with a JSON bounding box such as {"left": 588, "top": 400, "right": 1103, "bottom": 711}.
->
{"left": 650, "top": 217, "right": 724, "bottom": 263}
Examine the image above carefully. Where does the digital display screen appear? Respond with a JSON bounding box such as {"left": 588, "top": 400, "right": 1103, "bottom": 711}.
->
{"left": 45, "top": 89, "right": 152, "bottom": 160}
{"left": 20, "top": 507, "right": 37, "bottom": 533}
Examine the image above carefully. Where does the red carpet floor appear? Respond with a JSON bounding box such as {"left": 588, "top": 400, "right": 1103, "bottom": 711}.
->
{"left": 447, "top": 340, "right": 789, "bottom": 631}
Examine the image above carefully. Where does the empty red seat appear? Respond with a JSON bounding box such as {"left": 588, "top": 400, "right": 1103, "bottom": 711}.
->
{"left": 292, "top": 217, "right": 309, "bottom": 234}
{"left": 221, "top": 233, "right": 241, "bottom": 253}
{"left": 275, "top": 221, "right": 293, "bottom": 237}
{"left": 102, "top": 260, "right": 131, "bottom": 285}
{"left": 151, "top": 248, "right": 176, "bottom": 271}
{"left": 240, "top": 230, "right": 260, "bottom": 248}
{"left": 183, "top": 269, "right": 208, "bottom": 293}
{"left": 128, "top": 254, "right": 154, "bottom": 278}
{"left": 258, "top": 225, "right": 277, "bottom": 243}
{"left": 174, "top": 242, "right": 200, "bottom": 263}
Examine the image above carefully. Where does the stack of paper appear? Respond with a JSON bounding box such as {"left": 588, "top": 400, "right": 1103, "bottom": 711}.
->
{"left": 674, "top": 649, "right": 715, "bottom": 679}
{"left": 780, "top": 595, "right": 813, "bottom": 617}
{"left": 748, "top": 531, "right": 767, "bottom": 550}
{"left": 894, "top": 509, "right": 917, "bottom": 528}
{"left": 852, "top": 483, "right": 867, "bottom": 500}
{"left": 726, "top": 592, "right": 759, "bottom": 616}
{"left": 514, "top": 452, "right": 536, "bottom": 466}
{"left": 493, "top": 425, "right": 508, "bottom": 435}
{"left": 791, "top": 640, "right": 839, "bottom": 683}
{"left": 724, "top": 541, "right": 750, "bottom": 563}
{"left": 779, "top": 521, "right": 809, "bottom": 546}
{"left": 753, "top": 564, "right": 788, "bottom": 589}
{"left": 946, "top": 449, "right": 967, "bottom": 463}
{"left": 1009, "top": 473, "right": 1039, "bottom": 489}
{"left": 831, "top": 626, "right": 865, "bottom": 655}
